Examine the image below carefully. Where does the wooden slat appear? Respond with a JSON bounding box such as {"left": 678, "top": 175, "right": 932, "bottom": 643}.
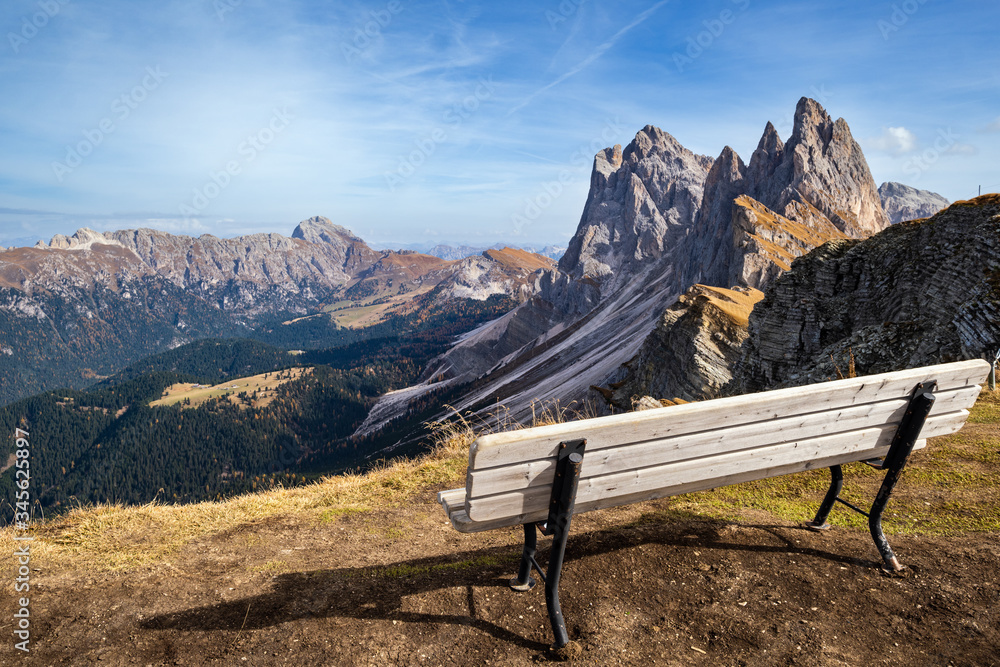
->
{"left": 466, "top": 386, "right": 980, "bottom": 500}
{"left": 449, "top": 437, "right": 926, "bottom": 533}
{"left": 455, "top": 442, "right": 923, "bottom": 533}
{"left": 437, "top": 488, "right": 467, "bottom": 515}
{"left": 439, "top": 493, "right": 521, "bottom": 534}
{"left": 446, "top": 508, "right": 524, "bottom": 534}
{"left": 465, "top": 410, "right": 968, "bottom": 522}
{"left": 467, "top": 360, "right": 989, "bottom": 470}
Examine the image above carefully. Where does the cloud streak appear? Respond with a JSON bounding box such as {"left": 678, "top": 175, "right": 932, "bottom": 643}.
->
{"left": 508, "top": 0, "right": 670, "bottom": 116}
{"left": 981, "top": 117, "right": 1000, "bottom": 133}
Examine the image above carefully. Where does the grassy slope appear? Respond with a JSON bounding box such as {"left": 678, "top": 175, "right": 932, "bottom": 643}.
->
{"left": 150, "top": 367, "right": 314, "bottom": 409}
{"left": 323, "top": 286, "right": 438, "bottom": 329}
{"left": 4, "top": 390, "right": 999, "bottom": 573}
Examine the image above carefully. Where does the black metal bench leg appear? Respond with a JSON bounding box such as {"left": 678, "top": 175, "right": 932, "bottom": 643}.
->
{"left": 545, "top": 474, "right": 577, "bottom": 649}
{"left": 869, "top": 385, "right": 936, "bottom": 571}
{"left": 506, "top": 439, "right": 586, "bottom": 650}
{"left": 869, "top": 465, "right": 905, "bottom": 571}
{"left": 510, "top": 523, "right": 538, "bottom": 592}
{"left": 806, "top": 465, "right": 843, "bottom": 531}
{"left": 801, "top": 383, "right": 937, "bottom": 570}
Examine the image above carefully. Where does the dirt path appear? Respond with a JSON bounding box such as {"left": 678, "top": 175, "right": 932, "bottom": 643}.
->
{"left": 8, "top": 494, "right": 999, "bottom": 666}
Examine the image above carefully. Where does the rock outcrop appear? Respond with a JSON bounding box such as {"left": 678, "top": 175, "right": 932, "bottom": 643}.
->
{"left": 560, "top": 128, "right": 714, "bottom": 295}
{"left": 601, "top": 284, "right": 764, "bottom": 411}
{"left": 746, "top": 99, "right": 889, "bottom": 238}
{"left": 420, "top": 125, "right": 718, "bottom": 398}
{"left": 878, "top": 182, "right": 950, "bottom": 224}
{"left": 733, "top": 195, "right": 1000, "bottom": 393}
{"left": 684, "top": 99, "right": 888, "bottom": 290}
{"left": 435, "top": 249, "right": 556, "bottom": 302}
{"left": 728, "top": 195, "right": 848, "bottom": 288}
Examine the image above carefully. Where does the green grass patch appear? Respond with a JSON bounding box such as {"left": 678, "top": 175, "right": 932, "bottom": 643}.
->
{"left": 968, "top": 387, "right": 1000, "bottom": 423}
{"left": 633, "top": 389, "right": 1000, "bottom": 536}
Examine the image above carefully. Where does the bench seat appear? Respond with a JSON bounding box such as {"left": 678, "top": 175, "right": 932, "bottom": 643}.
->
{"left": 440, "top": 360, "right": 988, "bottom": 533}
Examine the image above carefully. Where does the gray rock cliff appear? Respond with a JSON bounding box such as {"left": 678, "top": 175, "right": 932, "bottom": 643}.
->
{"left": 878, "top": 182, "right": 950, "bottom": 224}
{"left": 733, "top": 194, "right": 1000, "bottom": 392}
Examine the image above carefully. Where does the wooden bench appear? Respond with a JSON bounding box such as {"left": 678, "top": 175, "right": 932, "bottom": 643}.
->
{"left": 438, "top": 359, "right": 990, "bottom": 650}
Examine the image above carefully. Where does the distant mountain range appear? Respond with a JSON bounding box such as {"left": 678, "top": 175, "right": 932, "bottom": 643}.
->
{"left": 362, "top": 241, "right": 565, "bottom": 260}
{"left": 424, "top": 243, "right": 566, "bottom": 261}
{"left": 0, "top": 218, "right": 555, "bottom": 404}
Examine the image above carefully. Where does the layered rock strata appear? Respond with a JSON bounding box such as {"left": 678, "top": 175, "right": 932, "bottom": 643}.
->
{"left": 733, "top": 195, "right": 1000, "bottom": 392}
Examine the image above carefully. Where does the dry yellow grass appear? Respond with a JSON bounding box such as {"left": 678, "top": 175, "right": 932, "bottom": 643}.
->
{"left": 0, "top": 428, "right": 472, "bottom": 572}
{"left": 281, "top": 313, "right": 323, "bottom": 325}
{"left": 748, "top": 236, "right": 795, "bottom": 269}
{"left": 4, "top": 390, "right": 995, "bottom": 577}
{"left": 735, "top": 195, "right": 848, "bottom": 248}
{"left": 698, "top": 285, "right": 765, "bottom": 327}
{"left": 0, "top": 400, "right": 586, "bottom": 574}
{"left": 150, "top": 367, "right": 313, "bottom": 409}
{"left": 734, "top": 195, "right": 849, "bottom": 272}
{"left": 328, "top": 285, "right": 437, "bottom": 328}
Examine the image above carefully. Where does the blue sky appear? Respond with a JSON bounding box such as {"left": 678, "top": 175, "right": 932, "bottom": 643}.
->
{"left": 1, "top": 0, "right": 998, "bottom": 248}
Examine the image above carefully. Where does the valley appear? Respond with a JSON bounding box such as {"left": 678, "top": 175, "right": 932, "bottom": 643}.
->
{"left": 0, "top": 97, "right": 979, "bottom": 522}
{"left": 0, "top": 294, "right": 513, "bottom": 513}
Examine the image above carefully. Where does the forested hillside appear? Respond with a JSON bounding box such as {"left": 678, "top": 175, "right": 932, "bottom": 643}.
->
{"left": 0, "top": 295, "right": 514, "bottom": 515}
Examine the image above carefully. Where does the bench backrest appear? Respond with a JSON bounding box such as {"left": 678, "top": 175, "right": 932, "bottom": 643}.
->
{"left": 462, "top": 360, "right": 989, "bottom": 527}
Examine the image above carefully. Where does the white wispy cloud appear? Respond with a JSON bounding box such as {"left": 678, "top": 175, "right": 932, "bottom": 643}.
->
{"left": 980, "top": 117, "right": 1000, "bottom": 133}
{"left": 869, "top": 126, "right": 918, "bottom": 155}
{"left": 2, "top": 0, "right": 998, "bottom": 246}
{"left": 945, "top": 143, "right": 978, "bottom": 155}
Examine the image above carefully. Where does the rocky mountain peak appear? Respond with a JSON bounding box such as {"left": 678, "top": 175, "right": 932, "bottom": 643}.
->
{"left": 757, "top": 121, "right": 784, "bottom": 155}
{"left": 623, "top": 125, "right": 690, "bottom": 164}
{"left": 291, "top": 216, "right": 363, "bottom": 245}
{"left": 789, "top": 96, "right": 833, "bottom": 146}
{"left": 878, "top": 182, "right": 950, "bottom": 223}
{"left": 681, "top": 145, "right": 747, "bottom": 286}
{"left": 745, "top": 122, "right": 784, "bottom": 195}
{"left": 352, "top": 98, "right": 925, "bottom": 430}
{"left": 744, "top": 97, "right": 889, "bottom": 238}
{"left": 38, "top": 227, "right": 123, "bottom": 251}
{"left": 593, "top": 144, "right": 624, "bottom": 181}
{"left": 558, "top": 125, "right": 713, "bottom": 287}
{"left": 708, "top": 146, "right": 746, "bottom": 185}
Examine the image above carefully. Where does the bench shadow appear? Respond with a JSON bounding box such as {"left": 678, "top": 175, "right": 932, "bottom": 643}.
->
{"left": 139, "top": 517, "right": 878, "bottom": 648}
{"left": 141, "top": 540, "right": 551, "bottom": 650}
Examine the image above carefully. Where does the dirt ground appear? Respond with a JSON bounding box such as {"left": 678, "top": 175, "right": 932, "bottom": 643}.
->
{"left": 7, "top": 490, "right": 998, "bottom": 666}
